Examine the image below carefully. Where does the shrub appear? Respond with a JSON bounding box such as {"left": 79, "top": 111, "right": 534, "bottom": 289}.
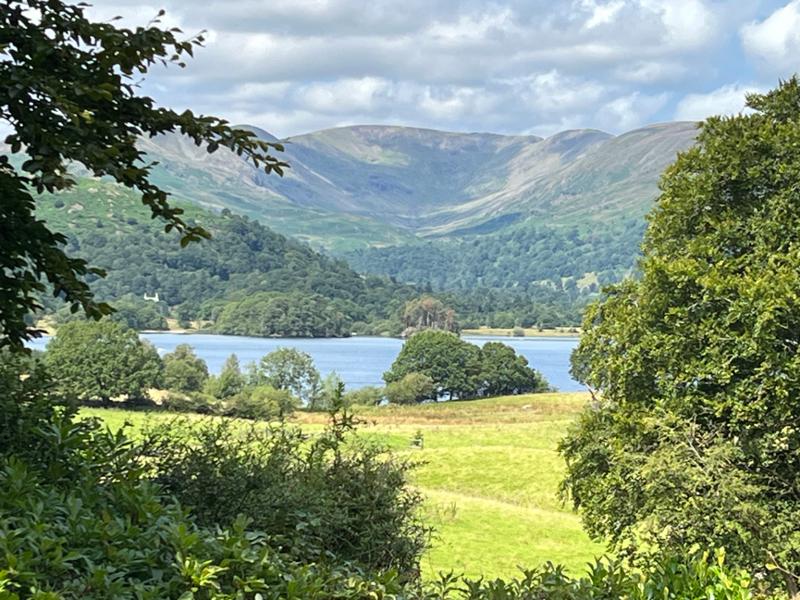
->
{"left": 224, "top": 384, "right": 298, "bottom": 420}
{"left": 385, "top": 372, "right": 435, "bottom": 405}
{"left": 345, "top": 385, "right": 385, "bottom": 406}
{"left": 138, "top": 411, "right": 430, "bottom": 580}
{"left": 161, "top": 391, "right": 219, "bottom": 414}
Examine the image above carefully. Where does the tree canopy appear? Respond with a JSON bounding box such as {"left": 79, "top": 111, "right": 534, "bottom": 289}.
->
{"left": 45, "top": 319, "right": 162, "bottom": 403}
{"left": 561, "top": 78, "right": 800, "bottom": 596}
{"left": 0, "top": 0, "right": 286, "bottom": 349}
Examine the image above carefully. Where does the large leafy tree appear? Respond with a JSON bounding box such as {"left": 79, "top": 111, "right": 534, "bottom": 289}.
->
{"left": 0, "top": 0, "right": 286, "bottom": 349}
{"left": 384, "top": 330, "right": 481, "bottom": 400}
{"left": 45, "top": 320, "right": 162, "bottom": 402}
{"left": 257, "top": 348, "right": 321, "bottom": 407}
{"left": 561, "top": 79, "right": 800, "bottom": 596}
{"left": 162, "top": 343, "right": 208, "bottom": 393}
{"left": 478, "top": 342, "right": 549, "bottom": 396}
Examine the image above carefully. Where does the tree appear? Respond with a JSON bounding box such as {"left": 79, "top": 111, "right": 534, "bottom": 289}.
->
{"left": 204, "top": 353, "right": 245, "bottom": 399}
{"left": 560, "top": 79, "right": 800, "bottom": 597}
{"left": 162, "top": 344, "right": 209, "bottom": 393}
{"left": 385, "top": 373, "right": 435, "bottom": 405}
{"left": 0, "top": 0, "right": 287, "bottom": 349}
{"left": 477, "top": 342, "right": 550, "bottom": 396}
{"left": 384, "top": 330, "right": 481, "bottom": 400}
{"left": 257, "top": 348, "right": 321, "bottom": 407}
{"left": 45, "top": 320, "right": 162, "bottom": 403}
{"left": 401, "top": 296, "right": 458, "bottom": 335}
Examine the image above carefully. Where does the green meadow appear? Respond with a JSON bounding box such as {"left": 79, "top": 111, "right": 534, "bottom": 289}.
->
{"left": 82, "top": 391, "right": 604, "bottom": 580}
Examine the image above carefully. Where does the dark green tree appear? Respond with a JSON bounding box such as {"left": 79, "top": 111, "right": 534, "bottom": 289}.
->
{"left": 162, "top": 344, "right": 209, "bottom": 393}
{"left": 0, "top": 0, "right": 286, "bottom": 349}
{"left": 561, "top": 78, "right": 800, "bottom": 597}
{"left": 384, "top": 330, "right": 481, "bottom": 400}
{"left": 45, "top": 320, "right": 162, "bottom": 403}
{"left": 478, "top": 342, "right": 550, "bottom": 396}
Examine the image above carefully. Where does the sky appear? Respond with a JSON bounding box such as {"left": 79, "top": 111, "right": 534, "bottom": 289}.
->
{"left": 80, "top": 1, "right": 800, "bottom": 138}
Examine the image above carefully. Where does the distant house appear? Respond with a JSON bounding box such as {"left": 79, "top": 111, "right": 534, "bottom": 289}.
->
{"left": 143, "top": 292, "right": 160, "bottom": 303}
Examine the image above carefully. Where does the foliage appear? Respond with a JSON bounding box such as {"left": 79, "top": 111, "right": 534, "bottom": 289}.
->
{"left": 344, "top": 385, "right": 385, "bottom": 406}
{"left": 477, "top": 342, "right": 550, "bottom": 396}
{"left": 0, "top": 0, "right": 285, "bottom": 348}
{"left": 0, "top": 359, "right": 411, "bottom": 599}
{"left": 385, "top": 331, "right": 481, "bottom": 400}
{"left": 162, "top": 343, "right": 209, "bottom": 393}
{"left": 161, "top": 390, "right": 219, "bottom": 414}
{"left": 256, "top": 347, "right": 321, "bottom": 407}
{"left": 224, "top": 384, "right": 298, "bottom": 420}
{"left": 315, "top": 371, "right": 346, "bottom": 411}
{"left": 423, "top": 551, "right": 753, "bottom": 599}
{"left": 385, "top": 373, "right": 436, "bottom": 405}
{"left": 402, "top": 296, "right": 459, "bottom": 335}
{"left": 35, "top": 185, "right": 420, "bottom": 336}
{"left": 385, "top": 332, "right": 550, "bottom": 401}
{"left": 215, "top": 291, "right": 354, "bottom": 337}
{"left": 204, "top": 353, "right": 245, "bottom": 399}
{"left": 562, "top": 78, "right": 800, "bottom": 596}
{"left": 139, "top": 413, "right": 431, "bottom": 580}
{"left": 44, "top": 319, "right": 162, "bottom": 403}
{"left": 344, "top": 219, "right": 646, "bottom": 326}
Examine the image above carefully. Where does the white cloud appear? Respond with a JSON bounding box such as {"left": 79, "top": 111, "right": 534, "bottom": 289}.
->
{"left": 68, "top": 0, "right": 767, "bottom": 137}
{"left": 673, "top": 83, "right": 765, "bottom": 122}
{"left": 741, "top": 1, "right": 800, "bottom": 73}
{"left": 581, "top": 0, "right": 625, "bottom": 30}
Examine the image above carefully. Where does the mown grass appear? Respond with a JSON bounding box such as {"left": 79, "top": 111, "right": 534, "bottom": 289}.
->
{"left": 82, "top": 391, "right": 603, "bottom": 580}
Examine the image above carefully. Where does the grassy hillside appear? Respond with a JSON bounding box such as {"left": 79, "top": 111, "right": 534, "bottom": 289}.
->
{"left": 83, "top": 391, "right": 603, "bottom": 579}
{"left": 137, "top": 122, "right": 696, "bottom": 249}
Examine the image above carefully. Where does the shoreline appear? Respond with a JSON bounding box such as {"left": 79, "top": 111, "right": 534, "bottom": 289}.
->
{"left": 461, "top": 327, "right": 581, "bottom": 338}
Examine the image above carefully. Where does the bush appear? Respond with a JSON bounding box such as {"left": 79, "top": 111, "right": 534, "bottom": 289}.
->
{"left": 385, "top": 372, "right": 435, "bottom": 405}
{"left": 345, "top": 385, "right": 385, "bottom": 406}
{"left": 423, "top": 551, "right": 754, "bottom": 599}
{"left": 138, "top": 412, "right": 430, "bottom": 580}
{"left": 224, "top": 384, "right": 298, "bottom": 420}
{"left": 161, "top": 391, "right": 219, "bottom": 414}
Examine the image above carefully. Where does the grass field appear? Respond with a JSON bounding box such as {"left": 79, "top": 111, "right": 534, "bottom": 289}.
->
{"left": 82, "top": 391, "right": 603, "bottom": 579}
{"left": 461, "top": 326, "right": 581, "bottom": 338}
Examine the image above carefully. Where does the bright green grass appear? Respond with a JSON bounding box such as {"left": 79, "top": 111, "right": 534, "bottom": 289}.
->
{"left": 81, "top": 392, "right": 604, "bottom": 580}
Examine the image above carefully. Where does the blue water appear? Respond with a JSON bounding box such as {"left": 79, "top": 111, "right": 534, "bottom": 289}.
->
{"left": 28, "top": 333, "right": 582, "bottom": 392}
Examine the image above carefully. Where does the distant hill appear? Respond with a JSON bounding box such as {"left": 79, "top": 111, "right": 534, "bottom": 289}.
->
{"left": 137, "top": 121, "right": 697, "bottom": 249}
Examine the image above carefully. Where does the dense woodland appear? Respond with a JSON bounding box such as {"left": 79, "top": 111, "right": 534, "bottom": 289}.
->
{"left": 344, "top": 219, "right": 645, "bottom": 294}
{"left": 37, "top": 182, "right": 589, "bottom": 332}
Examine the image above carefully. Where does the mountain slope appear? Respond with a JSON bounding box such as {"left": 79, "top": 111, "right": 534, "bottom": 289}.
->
{"left": 138, "top": 122, "right": 697, "bottom": 246}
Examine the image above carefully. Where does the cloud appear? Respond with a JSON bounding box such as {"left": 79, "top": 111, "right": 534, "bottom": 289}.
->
{"left": 72, "top": 1, "right": 771, "bottom": 137}
{"left": 673, "top": 83, "right": 765, "bottom": 122}
{"left": 741, "top": 1, "right": 800, "bottom": 74}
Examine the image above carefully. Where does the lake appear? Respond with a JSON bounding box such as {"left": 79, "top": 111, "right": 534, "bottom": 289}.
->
{"left": 29, "top": 333, "right": 583, "bottom": 392}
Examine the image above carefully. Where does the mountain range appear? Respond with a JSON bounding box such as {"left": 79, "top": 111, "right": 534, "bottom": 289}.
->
{"left": 139, "top": 121, "right": 698, "bottom": 252}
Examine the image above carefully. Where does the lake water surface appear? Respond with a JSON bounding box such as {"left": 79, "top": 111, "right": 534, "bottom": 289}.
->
{"left": 30, "top": 333, "right": 583, "bottom": 392}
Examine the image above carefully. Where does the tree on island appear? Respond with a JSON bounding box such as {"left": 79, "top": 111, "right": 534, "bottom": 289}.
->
{"left": 401, "top": 296, "right": 459, "bottom": 336}
{"left": 561, "top": 78, "right": 800, "bottom": 597}
{"left": 45, "top": 320, "right": 162, "bottom": 403}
